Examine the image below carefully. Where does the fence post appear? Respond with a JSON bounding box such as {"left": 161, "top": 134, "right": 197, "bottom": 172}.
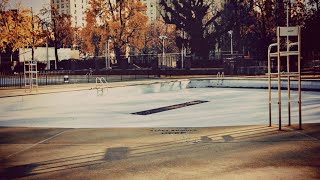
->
{"left": 46, "top": 74, "right": 48, "bottom": 86}
{"left": 19, "top": 74, "right": 22, "bottom": 88}
{"left": 135, "top": 69, "right": 137, "bottom": 80}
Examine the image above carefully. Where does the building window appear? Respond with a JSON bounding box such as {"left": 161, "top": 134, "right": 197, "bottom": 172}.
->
{"left": 57, "top": 4, "right": 59, "bottom": 8}
{"left": 62, "top": 4, "right": 64, "bottom": 8}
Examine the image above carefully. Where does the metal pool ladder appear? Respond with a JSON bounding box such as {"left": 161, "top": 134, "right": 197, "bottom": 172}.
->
{"left": 95, "top": 77, "right": 108, "bottom": 95}
{"left": 216, "top": 72, "right": 224, "bottom": 85}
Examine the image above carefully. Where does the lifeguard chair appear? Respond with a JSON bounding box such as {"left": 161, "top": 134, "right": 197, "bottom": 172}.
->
{"left": 267, "top": 26, "right": 302, "bottom": 130}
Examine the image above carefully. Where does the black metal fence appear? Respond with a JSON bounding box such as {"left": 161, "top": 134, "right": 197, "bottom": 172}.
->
{"left": 0, "top": 69, "right": 223, "bottom": 88}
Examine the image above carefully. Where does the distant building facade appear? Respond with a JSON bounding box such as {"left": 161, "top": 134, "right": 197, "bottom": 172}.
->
{"left": 51, "top": 0, "right": 162, "bottom": 27}
{"left": 141, "top": 0, "right": 160, "bottom": 23}
{"left": 51, "top": 0, "right": 89, "bottom": 28}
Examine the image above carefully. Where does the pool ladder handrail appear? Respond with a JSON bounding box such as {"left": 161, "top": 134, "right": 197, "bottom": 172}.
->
{"left": 216, "top": 72, "right": 224, "bottom": 86}
{"left": 95, "top": 77, "right": 108, "bottom": 91}
{"left": 216, "top": 72, "right": 224, "bottom": 79}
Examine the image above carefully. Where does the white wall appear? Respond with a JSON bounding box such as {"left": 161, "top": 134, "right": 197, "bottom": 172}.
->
{"left": 19, "top": 47, "right": 80, "bottom": 62}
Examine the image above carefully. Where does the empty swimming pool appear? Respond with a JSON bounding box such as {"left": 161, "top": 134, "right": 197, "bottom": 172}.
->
{"left": 0, "top": 80, "right": 320, "bottom": 128}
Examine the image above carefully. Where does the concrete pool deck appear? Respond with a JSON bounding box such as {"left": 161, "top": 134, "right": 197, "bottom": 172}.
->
{"left": 0, "top": 124, "right": 319, "bottom": 179}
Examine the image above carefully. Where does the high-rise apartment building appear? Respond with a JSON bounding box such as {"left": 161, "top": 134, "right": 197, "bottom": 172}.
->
{"left": 141, "top": 0, "right": 160, "bottom": 23}
{"left": 52, "top": 0, "right": 160, "bottom": 28}
{"left": 51, "top": 0, "right": 89, "bottom": 28}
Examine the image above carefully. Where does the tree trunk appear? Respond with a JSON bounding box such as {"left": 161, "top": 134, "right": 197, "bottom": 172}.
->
{"left": 54, "top": 41, "right": 59, "bottom": 70}
{"left": 32, "top": 48, "right": 34, "bottom": 61}
{"left": 115, "top": 47, "right": 121, "bottom": 64}
{"left": 114, "top": 47, "right": 126, "bottom": 69}
{"left": 94, "top": 46, "right": 99, "bottom": 71}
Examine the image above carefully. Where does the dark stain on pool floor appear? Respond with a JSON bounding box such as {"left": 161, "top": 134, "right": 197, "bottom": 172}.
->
{"left": 132, "top": 100, "right": 209, "bottom": 115}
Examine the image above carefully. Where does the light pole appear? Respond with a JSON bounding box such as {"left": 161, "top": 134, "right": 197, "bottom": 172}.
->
{"left": 228, "top": 30, "right": 233, "bottom": 56}
{"left": 181, "top": 29, "right": 184, "bottom": 69}
{"left": 105, "top": 37, "right": 112, "bottom": 69}
{"left": 159, "top": 35, "right": 167, "bottom": 68}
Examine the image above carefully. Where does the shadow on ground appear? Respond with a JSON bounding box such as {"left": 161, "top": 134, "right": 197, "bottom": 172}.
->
{"left": 1, "top": 125, "right": 320, "bottom": 179}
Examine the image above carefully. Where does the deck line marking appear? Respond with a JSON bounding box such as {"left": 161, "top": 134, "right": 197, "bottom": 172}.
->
{"left": 0, "top": 130, "right": 69, "bottom": 161}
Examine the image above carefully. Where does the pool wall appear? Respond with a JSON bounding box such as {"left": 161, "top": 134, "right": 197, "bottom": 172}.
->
{"left": 187, "top": 78, "right": 320, "bottom": 91}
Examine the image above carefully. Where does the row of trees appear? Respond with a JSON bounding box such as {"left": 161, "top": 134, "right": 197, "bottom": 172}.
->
{"left": 80, "top": 0, "right": 179, "bottom": 65}
{"left": 1, "top": 0, "right": 319, "bottom": 69}
{"left": 0, "top": 0, "right": 76, "bottom": 66}
{"left": 159, "top": 0, "right": 320, "bottom": 61}
{"left": 1, "top": 0, "right": 179, "bottom": 68}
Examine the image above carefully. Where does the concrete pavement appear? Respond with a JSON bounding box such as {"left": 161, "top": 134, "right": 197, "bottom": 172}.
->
{"left": 0, "top": 124, "right": 319, "bottom": 179}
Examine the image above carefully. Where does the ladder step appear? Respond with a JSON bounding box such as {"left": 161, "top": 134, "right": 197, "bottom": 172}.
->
{"left": 269, "top": 51, "right": 299, "bottom": 57}
{"left": 269, "top": 72, "right": 299, "bottom": 77}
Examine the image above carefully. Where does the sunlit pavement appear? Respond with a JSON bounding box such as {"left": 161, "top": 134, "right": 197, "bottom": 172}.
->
{"left": 0, "top": 124, "right": 320, "bottom": 179}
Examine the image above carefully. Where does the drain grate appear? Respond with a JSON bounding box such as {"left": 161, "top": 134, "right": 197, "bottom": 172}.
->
{"left": 132, "top": 100, "right": 209, "bottom": 115}
{"left": 151, "top": 128, "right": 197, "bottom": 134}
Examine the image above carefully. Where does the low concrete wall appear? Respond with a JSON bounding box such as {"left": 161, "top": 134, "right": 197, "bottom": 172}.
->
{"left": 187, "top": 78, "right": 320, "bottom": 91}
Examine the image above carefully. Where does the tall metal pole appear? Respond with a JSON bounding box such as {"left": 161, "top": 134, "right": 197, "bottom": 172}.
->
{"left": 31, "top": 7, "right": 35, "bottom": 61}
{"left": 231, "top": 32, "right": 233, "bottom": 55}
{"left": 287, "top": 0, "right": 291, "bottom": 126}
{"left": 277, "top": 27, "right": 282, "bottom": 131}
{"left": 298, "top": 27, "right": 302, "bottom": 130}
{"left": 162, "top": 38, "right": 165, "bottom": 66}
{"left": 105, "top": 39, "right": 108, "bottom": 69}
{"left": 228, "top": 30, "right": 233, "bottom": 55}
{"left": 159, "top": 36, "right": 167, "bottom": 69}
{"left": 268, "top": 46, "right": 272, "bottom": 127}
{"left": 46, "top": 38, "right": 50, "bottom": 70}
{"left": 181, "top": 30, "right": 184, "bottom": 69}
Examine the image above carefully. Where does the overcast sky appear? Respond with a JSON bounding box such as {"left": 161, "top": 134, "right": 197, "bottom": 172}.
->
{"left": 8, "top": 0, "right": 50, "bottom": 14}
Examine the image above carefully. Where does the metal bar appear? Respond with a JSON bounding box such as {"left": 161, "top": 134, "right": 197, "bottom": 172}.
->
{"left": 287, "top": 28, "right": 291, "bottom": 127}
{"left": 288, "top": 76, "right": 291, "bottom": 126}
{"left": 286, "top": 4, "right": 290, "bottom": 127}
{"left": 298, "top": 27, "right": 302, "bottom": 130}
{"left": 277, "top": 27, "right": 282, "bottom": 131}
{"left": 268, "top": 45, "right": 272, "bottom": 127}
